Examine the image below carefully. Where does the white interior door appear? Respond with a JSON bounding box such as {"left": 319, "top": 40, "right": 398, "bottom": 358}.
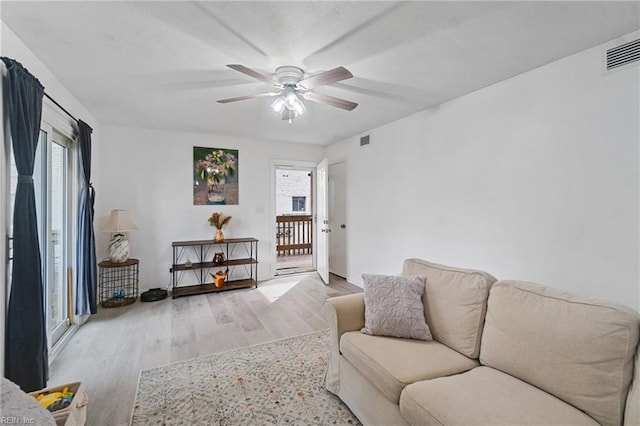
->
{"left": 316, "top": 158, "right": 329, "bottom": 284}
{"left": 329, "top": 162, "right": 347, "bottom": 278}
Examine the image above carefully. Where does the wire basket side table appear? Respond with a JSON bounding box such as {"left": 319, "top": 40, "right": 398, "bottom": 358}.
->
{"left": 98, "top": 258, "right": 139, "bottom": 308}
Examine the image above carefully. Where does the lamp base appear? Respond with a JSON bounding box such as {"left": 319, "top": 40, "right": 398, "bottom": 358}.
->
{"left": 108, "top": 233, "right": 130, "bottom": 263}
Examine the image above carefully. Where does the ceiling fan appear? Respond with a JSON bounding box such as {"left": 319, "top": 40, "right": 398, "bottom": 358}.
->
{"left": 217, "top": 64, "right": 358, "bottom": 123}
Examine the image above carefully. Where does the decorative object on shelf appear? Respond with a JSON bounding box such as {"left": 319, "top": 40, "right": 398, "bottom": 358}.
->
{"left": 184, "top": 258, "right": 192, "bottom": 268}
{"left": 193, "top": 146, "right": 239, "bottom": 205}
{"left": 102, "top": 209, "right": 139, "bottom": 263}
{"left": 213, "top": 252, "right": 225, "bottom": 264}
{"left": 208, "top": 212, "right": 232, "bottom": 242}
{"left": 212, "top": 270, "right": 227, "bottom": 288}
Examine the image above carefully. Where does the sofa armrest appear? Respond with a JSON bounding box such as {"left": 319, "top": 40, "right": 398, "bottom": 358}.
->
{"left": 324, "top": 293, "right": 365, "bottom": 340}
{"left": 624, "top": 345, "right": 640, "bottom": 426}
{"left": 323, "top": 293, "right": 365, "bottom": 394}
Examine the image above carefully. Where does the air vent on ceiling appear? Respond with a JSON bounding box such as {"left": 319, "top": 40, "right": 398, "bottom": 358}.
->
{"left": 606, "top": 38, "right": 640, "bottom": 72}
{"left": 360, "top": 135, "right": 370, "bottom": 146}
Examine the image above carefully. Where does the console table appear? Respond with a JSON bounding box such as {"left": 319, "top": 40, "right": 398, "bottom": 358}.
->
{"left": 170, "top": 238, "right": 258, "bottom": 298}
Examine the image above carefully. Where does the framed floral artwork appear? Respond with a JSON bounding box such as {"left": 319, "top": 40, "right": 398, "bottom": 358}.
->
{"left": 193, "top": 146, "right": 239, "bottom": 205}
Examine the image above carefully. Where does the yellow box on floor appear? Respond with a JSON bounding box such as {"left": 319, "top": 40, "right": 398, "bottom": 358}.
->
{"left": 30, "top": 381, "right": 88, "bottom": 426}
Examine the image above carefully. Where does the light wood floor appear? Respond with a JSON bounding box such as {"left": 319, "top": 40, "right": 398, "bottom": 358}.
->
{"left": 49, "top": 273, "right": 361, "bottom": 426}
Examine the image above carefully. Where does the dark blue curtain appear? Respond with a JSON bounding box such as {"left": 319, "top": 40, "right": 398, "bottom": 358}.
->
{"left": 2, "top": 57, "right": 48, "bottom": 392}
{"left": 75, "top": 120, "right": 97, "bottom": 316}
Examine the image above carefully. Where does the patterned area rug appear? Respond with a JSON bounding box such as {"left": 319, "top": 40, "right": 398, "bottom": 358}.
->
{"left": 130, "top": 330, "right": 360, "bottom": 425}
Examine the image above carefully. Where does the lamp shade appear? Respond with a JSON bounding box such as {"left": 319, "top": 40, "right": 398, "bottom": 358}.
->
{"left": 102, "top": 209, "right": 139, "bottom": 233}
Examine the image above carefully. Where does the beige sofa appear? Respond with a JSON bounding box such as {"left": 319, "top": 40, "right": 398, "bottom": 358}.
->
{"left": 324, "top": 258, "right": 640, "bottom": 425}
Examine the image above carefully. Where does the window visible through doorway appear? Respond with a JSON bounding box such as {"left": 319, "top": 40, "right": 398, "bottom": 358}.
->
{"left": 292, "top": 196, "right": 306, "bottom": 212}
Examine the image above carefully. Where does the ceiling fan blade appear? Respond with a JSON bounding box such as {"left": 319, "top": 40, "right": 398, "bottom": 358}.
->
{"left": 303, "top": 92, "right": 358, "bottom": 111}
{"left": 297, "top": 67, "right": 353, "bottom": 90}
{"left": 217, "top": 92, "right": 280, "bottom": 103}
{"left": 227, "top": 64, "right": 278, "bottom": 86}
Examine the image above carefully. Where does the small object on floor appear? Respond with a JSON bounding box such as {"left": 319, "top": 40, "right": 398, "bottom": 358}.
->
{"left": 141, "top": 288, "right": 168, "bottom": 302}
{"left": 29, "top": 381, "right": 87, "bottom": 426}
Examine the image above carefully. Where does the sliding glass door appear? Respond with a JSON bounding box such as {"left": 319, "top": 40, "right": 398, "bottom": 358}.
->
{"left": 6, "top": 105, "right": 78, "bottom": 357}
{"left": 33, "top": 126, "right": 74, "bottom": 347}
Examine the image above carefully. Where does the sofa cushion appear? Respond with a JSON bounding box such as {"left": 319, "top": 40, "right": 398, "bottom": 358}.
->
{"left": 361, "top": 274, "right": 432, "bottom": 341}
{"left": 400, "top": 366, "right": 599, "bottom": 426}
{"left": 481, "top": 280, "right": 640, "bottom": 426}
{"left": 401, "top": 258, "right": 496, "bottom": 358}
{"left": 340, "top": 331, "right": 478, "bottom": 404}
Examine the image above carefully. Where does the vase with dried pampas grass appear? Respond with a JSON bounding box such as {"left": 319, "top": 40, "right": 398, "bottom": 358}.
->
{"left": 208, "top": 212, "right": 232, "bottom": 242}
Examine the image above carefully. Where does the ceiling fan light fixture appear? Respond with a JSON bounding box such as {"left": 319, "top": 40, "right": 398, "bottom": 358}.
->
{"left": 284, "top": 88, "right": 306, "bottom": 116}
{"left": 290, "top": 96, "right": 306, "bottom": 116}
{"left": 271, "top": 87, "right": 307, "bottom": 120}
{"left": 271, "top": 96, "right": 286, "bottom": 114}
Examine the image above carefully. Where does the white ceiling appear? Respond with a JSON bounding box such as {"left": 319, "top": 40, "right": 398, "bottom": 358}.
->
{"left": 2, "top": 1, "right": 639, "bottom": 145}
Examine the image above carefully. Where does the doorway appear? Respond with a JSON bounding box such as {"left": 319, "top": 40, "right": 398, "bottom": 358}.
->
{"left": 274, "top": 165, "right": 315, "bottom": 275}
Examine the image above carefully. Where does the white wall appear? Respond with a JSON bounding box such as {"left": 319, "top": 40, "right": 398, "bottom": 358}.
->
{"left": 329, "top": 32, "right": 640, "bottom": 310}
{"left": 96, "top": 125, "right": 325, "bottom": 290}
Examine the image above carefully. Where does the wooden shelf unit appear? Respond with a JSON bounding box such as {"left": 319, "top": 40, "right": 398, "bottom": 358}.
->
{"left": 170, "top": 238, "right": 258, "bottom": 298}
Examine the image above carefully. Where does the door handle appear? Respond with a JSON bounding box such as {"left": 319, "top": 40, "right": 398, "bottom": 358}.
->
{"left": 340, "top": 224, "right": 346, "bottom": 229}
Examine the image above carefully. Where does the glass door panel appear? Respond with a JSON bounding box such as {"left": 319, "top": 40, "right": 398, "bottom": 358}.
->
{"left": 34, "top": 127, "right": 71, "bottom": 347}
{"left": 49, "top": 141, "right": 68, "bottom": 344}
{"left": 7, "top": 146, "right": 18, "bottom": 291}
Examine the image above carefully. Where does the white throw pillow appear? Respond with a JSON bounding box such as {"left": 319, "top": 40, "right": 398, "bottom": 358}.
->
{"left": 361, "top": 274, "right": 433, "bottom": 341}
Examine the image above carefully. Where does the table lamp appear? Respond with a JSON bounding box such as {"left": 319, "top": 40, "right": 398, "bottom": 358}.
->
{"left": 102, "top": 209, "right": 139, "bottom": 263}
